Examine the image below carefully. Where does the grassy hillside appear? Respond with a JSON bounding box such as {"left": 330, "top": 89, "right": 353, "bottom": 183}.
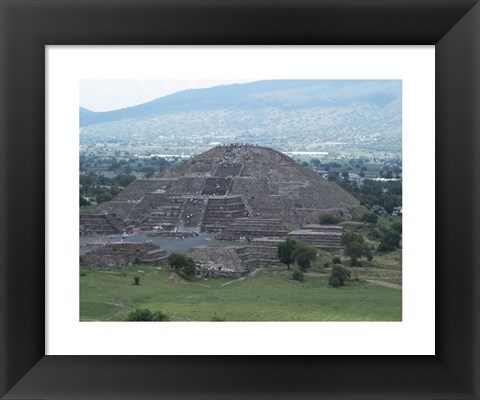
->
{"left": 80, "top": 264, "right": 401, "bottom": 322}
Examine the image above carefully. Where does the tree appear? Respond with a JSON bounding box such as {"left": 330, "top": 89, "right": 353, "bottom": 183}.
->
{"left": 328, "top": 171, "right": 339, "bottom": 181}
{"left": 328, "top": 265, "right": 351, "bottom": 287}
{"left": 344, "top": 240, "right": 372, "bottom": 266}
{"left": 95, "top": 191, "right": 112, "bottom": 204}
{"left": 342, "top": 232, "right": 373, "bottom": 267}
{"left": 292, "top": 243, "right": 317, "bottom": 272}
{"left": 377, "top": 230, "right": 401, "bottom": 252}
{"left": 391, "top": 221, "right": 402, "bottom": 234}
{"left": 278, "top": 239, "right": 317, "bottom": 272}
{"left": 168, "top": 252, "right": 196, "bottom": 277}
{"left": 182, "top": 257, "right": 196, "bottom": 277}
{"left": 278, "top": 238, "right": 297, "bottom": 271}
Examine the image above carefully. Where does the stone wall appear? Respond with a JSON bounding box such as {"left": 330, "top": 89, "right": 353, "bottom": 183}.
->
{"left": 217, "top": 218, "right": 289, "bottom": 240}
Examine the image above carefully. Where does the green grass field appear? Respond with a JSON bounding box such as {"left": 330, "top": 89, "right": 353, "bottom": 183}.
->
{"left": 80, "top": 264, "right": 402, "bottom": 322}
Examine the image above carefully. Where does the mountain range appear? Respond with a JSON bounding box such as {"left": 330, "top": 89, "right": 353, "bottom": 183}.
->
{"left": 80, "top": 80, "right": 402, "bottom": 156}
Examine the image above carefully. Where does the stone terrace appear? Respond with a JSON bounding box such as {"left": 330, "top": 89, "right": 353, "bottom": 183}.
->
{"left": 165, "top": 177, "right": 205, "bottom": 194}
{"left": 213, "top": 162, "right": 244, "bottom": 177}
{"left": 288, "top": 225, "right": 343, "bottom": 251}
{"left": 113, "top": 179, "right": 173, "bottom": 201}
{"left": 80, "top": 213, "right": 123, "bottom": 235}
{"left": 202, "top": 196, "right": 250, "bottom": 232}
{"left": 80, "top": 242, "right": 168, "bottom": 268}
{"left": 217, "top": 218, "right": 289, "bottom": 241}
{"left": 201, "top": 177, "right": 232, "bottom": 196}
{"left": 178, "top": 197, "right": 206, "bottom": 232}
{"left": 247, "top": 237, "right": 284, "bottom": 268}
{"left": 141, "top": 196, "right": 185, "bottom": 232}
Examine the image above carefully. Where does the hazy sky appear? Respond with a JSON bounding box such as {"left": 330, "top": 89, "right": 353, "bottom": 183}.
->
{"left": 80, "top": 80, "right": 255, "bottom": 112}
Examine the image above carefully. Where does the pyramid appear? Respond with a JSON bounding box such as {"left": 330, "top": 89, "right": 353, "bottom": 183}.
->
{"left": 92, "top": 144, "right": 359, "bottom": 234}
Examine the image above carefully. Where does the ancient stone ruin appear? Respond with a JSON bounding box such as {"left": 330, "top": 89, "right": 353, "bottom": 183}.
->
{"left": 187, "top": 246, "right": 251, "bottom": 278}
{"left": 80, "top": 144, "right": 354, "bottom": 276}
{"left": 187, "top": 226, "right": 342, "bottom": 278}
{"left": 82, "top": 144, "right": 358, "bottom": 237}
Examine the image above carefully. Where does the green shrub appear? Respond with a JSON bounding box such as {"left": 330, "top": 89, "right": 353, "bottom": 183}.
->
{"left": 211, "top": 314, "right": 226, "bottom": 321}
{"left": 151, "top": 310, "right": 170, "bottom": 321}
{"left": 391, "top": 221, "right": 402, "bottom": 234}
{"left": 133, "top": 276, "right": 140, "bottom": 285}
{"left": 361, "top": 212, "right": 378, "bottom": 224}
{"left": 126, "top": 308, "right": 169, "bottom": 321}
{"left": 291, "top": 269, "right": 304, "bottom": 282}
{"left": 332, "top": 256, "right": 342, "bottom": 265}
{"left": 319, "top": 214, "right": 340, "bottom": 225}
{"left": 328, "top": 275, "right": 341, "bottom": 288}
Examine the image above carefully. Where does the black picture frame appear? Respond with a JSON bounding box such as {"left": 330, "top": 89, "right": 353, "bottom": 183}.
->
{"left": 1, "top": 1, "right": 479, "bottom": 399}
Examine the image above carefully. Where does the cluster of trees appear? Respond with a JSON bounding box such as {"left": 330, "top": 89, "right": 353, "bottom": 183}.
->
{"left": 168, "top": 252, "right": 196, "bottom": 278}
{"left": 338, "top": 178, "right": 402, "bottom": 214}
{"left": 79, "top": 154, "right": 174, "bottom": 206}
{"left": 80, "top": 172, "right": 136, "bottom": 205}
{"left": 308, "top": 156, "right": 401, "bottom": 178}
{"left": 377, "top": 222, "right": 402, "bottom": 252}
{"left": 80, "top": 153, "right": 171, "bottom": 178}
{"left": 278, "top": 238, "right": 317, "bottom": 272}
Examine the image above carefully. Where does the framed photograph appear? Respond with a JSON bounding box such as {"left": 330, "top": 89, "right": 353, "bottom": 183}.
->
{"left": 1, "top": 1, "right": 479, "bottom": 399}
{"left": 47, "top": 48, "right": 430, "bottom": 355}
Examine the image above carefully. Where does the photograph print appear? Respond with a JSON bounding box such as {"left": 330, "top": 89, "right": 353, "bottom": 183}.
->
{"left": 79, "top": 79, "right": 402, "bottom": 322}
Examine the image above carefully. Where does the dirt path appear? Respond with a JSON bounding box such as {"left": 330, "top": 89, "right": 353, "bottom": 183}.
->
{"left": 219, "top": 268, "right": 264, "bottom": 287}
{"left": 248, "top": 267, "right": 265, "bottom": 278}
{"left": 101, "top": 301, "right": 125, "bottom": 307}
{"left": 220, "top": 277, "right": 245, "bottom": 287}
{"left": 365, "top": 279, "right": 402, "bottom": 290}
